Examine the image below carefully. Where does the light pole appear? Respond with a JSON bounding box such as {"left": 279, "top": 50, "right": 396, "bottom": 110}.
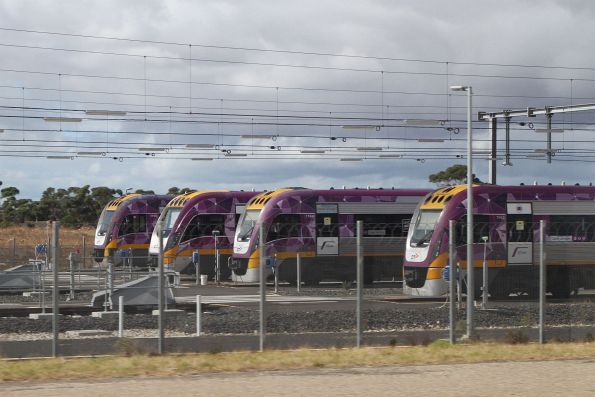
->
{"left": 450, "top": 85, "right": 474, "bottom": 339}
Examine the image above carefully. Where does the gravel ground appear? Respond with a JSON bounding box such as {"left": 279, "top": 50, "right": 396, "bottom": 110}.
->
{"left": 1, "top": 302, "right": 593, "bottom": 339}
{"left": 0, "top": 291, "right": 94, "bottom": 304}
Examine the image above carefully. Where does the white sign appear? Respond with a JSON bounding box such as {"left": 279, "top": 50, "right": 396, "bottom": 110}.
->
{"left": 316, "top": 203, "right": 338, "bottom": 214}
{"left": 317, "top": 237, "right": 339, "bottom": 256}
{"left": 507, "top": 202, "right": 532, "bottom": 214}
{"left": 508, "top": 242, "right": 533, "bottom": 265}
{"left": 546, "top": 235, "right": 573, "bottom": 242}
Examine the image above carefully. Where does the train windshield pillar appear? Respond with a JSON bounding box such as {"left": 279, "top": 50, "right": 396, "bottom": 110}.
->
{"left": 96, "top": 210, "right": 115, "bottom": 237}
{"left": 161, "top": 208, "right": 181, "bottom": 237}
{"left": 237, "top": 209, "right": 261, "bottom": 241}
{"left": 410, "top": 210, "right": 441, "bottom": 247}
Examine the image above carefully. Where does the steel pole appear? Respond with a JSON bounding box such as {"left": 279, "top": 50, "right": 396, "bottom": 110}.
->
{"left": 82, "top": 235, "right": 86, "bottom": 268}
{"left": 546, "top": 113, "right": 553, "bottom": 164}
{"left": 466, "top": 86, "right": 475, "bottom": 339}
{"left": 12, "top": 237, "right": 16, "bottom": 265}
{"left": 118, "top": 295, "right": 124, "bottom": 338}
{"left": 356, "top": 220, "right": 363, "bottom": 348}
{"left": 157, "top": 218, "right": 165, "bottom": 354}
{"left": 196, "top": 295, "right": 202, "bottom": 336}
{"left": 488, "top": 117, "right": 498, "bottom": 183}
{"left": 449, "top": 220, "right": 456, "bottom": 344}
{"left": 51, "top": 221, "right": 60, "bottom": 358}
{"left": 215, "top": 236, "right": 220, "bottom": 285}
{"left": 482, "top": 238, "right": 488, "bottom": 309}
{"left": 259, "top": 225, "right": 266, "bottom": 352}
{"left": 296, "top": 253, "right": 301, "bottom": 293}
{"left": 68, "top": 252, "right": 75, "bottom": 300}
{"left": 539, "top": 220, "right": 546, "bottom": 344}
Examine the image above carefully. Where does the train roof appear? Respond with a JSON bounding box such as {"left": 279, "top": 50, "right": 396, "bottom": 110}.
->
{"left": 166, "top": 190, "right": 259, "bottom": 208}
{"left": 421, "top": 184, "right": 595, "bottom": 211}
{"left": 246, "top": 187, "right": 431, "bottom": 211}
{"left": 104, "top": 193, "right": 173, "bottom": 211}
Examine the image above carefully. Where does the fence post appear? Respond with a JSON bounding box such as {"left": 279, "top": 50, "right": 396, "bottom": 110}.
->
{"left": 118, "top": 295, "right": 124, "bottom": 338}
{"left": 40, "top": 256, "right": 46, "bottom": 314}
{"left": 259, "top": 225, "right": 266, "bottom": 352}
{"left": 481, "top": 236, "right": 489, "bottom": 310}
{"left": 296, "top": 253, "right": 301, "bottom": 293}
{"left": 539, "top": 220, "right": 546, "bottom": 344}
{"left": 82, "top": 235, "right": 86, "bottom": 268}
{"left": 68, "top": 252, "right": 75, "bottom": 300}
{"left": 449, "top": 220, "right": 456, "bottom": 344}
{"left": 11, "top": 237, "right": 16, "bottom": 265}
{"left": 108, "top": 261, "right": 114, "bottom": 310}
{"left": 193, "top": 251, "right": 200, "bottom": 286}
{"left": 157, "top": 218, "right": 165, "bottom": 354}
{"left": 356, "top": 220, "right": 363, "bottom": 348}
{"left": 51, "top": 221, "right": 60, "bottom": 358}
{"left": 273, "top": 254, "right": 279, "bottom": 294}
{"left": 196, "top": 295, "right": 202, "bottom": 336}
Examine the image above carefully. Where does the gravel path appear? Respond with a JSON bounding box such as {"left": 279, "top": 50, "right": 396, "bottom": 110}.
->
{"left": 2, "top": 360, "right": 595, "bottom": 397}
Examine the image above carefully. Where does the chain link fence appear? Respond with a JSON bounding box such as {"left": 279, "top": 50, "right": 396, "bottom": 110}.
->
{"left": 0, "top": 220, "right": 593, "bottom": 358}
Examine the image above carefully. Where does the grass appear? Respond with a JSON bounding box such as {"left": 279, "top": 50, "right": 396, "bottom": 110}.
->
{"left": 0, "top": 225, "right": 95, "bottom": 269}
{"left": 1, "top": 341, "right": 594, "bottom": 382}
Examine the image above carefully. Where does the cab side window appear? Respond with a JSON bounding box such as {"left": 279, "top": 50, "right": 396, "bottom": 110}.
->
{"left": 119, "top": 214, "right": 147, "bottom": 235}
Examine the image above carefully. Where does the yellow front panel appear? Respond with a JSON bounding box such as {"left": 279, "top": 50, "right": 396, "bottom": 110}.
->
{"left": 246, "top": 188, "right": 295, "bottom": 210}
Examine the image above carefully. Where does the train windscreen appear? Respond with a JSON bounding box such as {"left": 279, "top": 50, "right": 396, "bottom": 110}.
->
{"left": 161, "top": 208, "right": 181, "bottom": 237}
{"left": 96, "top": 209, "right": 115, "bottom": 236}
{"left": 237, "top": 209, "right": 260, "bottom": 241}
{"left": 410, "top": 209, "right": 441, "bottom": 247}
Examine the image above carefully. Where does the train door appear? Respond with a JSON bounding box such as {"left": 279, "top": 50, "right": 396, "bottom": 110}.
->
{"left": 316, "top": 203, "right": 339, "bottom": 255}
{"left": 506, "top": 202, "right": 533, "bottom": 265}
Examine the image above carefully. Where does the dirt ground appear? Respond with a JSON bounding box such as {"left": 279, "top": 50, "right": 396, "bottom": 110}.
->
{"left": 2, "top": 359, "right": 594, "bottom": 397}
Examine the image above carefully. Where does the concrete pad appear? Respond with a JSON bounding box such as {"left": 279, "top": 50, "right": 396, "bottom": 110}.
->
{"left": 75, "top": 329, "right": 113, "bottom": 337}
{"left": 91, "top": 311, "right": 119, "bottom": 319}
{"left": 22, "top": 291, "right": 49, "bottom": 297}
{"left": 29, "top": 313, "right": 58, "bottom": 320}
{"left": 151, "top": 309, "right": 185, "bottom": 316}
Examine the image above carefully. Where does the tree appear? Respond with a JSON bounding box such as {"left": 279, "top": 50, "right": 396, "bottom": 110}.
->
{"left": 429, "top": 164, "right": 482, "bottom": 186}
{"left": 167, "top": 186, "right": 181, "bottom": 195}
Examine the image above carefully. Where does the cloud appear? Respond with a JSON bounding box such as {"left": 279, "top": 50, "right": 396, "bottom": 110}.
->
{"left": 1, "top": 0, "right": 595, "bottom": 199}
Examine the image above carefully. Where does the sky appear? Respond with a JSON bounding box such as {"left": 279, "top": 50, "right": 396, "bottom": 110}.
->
{"left": 2, "top": 0, "right": 595, "bottom": 199}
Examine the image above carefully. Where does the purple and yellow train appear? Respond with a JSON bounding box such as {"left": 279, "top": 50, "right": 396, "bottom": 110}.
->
{"left": 93, "top": 194, "right": 174, "bottom": 266}
{"left": 148, "top": 190, "right": 260, "bottom": 277}
{"left": 231, "top": 187, "right": 430, "bottom": 284}
{"left": 404, "top": 184, "right": 595, "bottom": 298}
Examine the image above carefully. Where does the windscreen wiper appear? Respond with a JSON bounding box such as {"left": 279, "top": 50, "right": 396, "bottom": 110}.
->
{"left": 414, "top": 230, "right": 433, "bottom": 246}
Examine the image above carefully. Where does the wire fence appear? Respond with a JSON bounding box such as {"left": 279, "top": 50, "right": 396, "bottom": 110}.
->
{"left": 0, "top": 220, "right": 593, "bottom": 358}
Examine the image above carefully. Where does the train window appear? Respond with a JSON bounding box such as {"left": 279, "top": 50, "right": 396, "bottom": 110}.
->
{"left": 316, "top": 213, "right": 338, "bottom": 237}
{"left": 455, "top": 215, "right": 490, "bottom": 245}
{"left": 354, "top": 214, "right": 412, "bottom": 237}
{"left": 549, "top": 215, "right": 595, "bottom": 241}
{"left": 267, "top": 213, "right": 301, "bottom": 242}
{"left": 181, "top": 214, "right": 225, "bottom": 242}
{"left": 118, "top": 214, "right": 147, "bottom": 235}
{"left": 506, "top": 214, "right": 532, "bottom": 243}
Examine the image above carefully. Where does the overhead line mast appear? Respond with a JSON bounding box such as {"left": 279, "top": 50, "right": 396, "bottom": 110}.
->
{"left": 478, "top": 102, "right": 595, "bottom": 183}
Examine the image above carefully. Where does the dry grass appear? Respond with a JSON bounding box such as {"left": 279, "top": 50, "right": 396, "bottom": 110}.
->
{"left": 0, "top": 225, "right": 95, "bottom": 269}
{"left": 1, "top": 341, "right": 594, "bottom": 382}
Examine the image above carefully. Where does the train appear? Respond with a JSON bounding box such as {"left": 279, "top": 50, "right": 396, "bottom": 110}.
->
{"left": 404, "top": 184, "right": 595, "bottom": 298}
{"left": 147, "top": 190, "right": 260, "bottom": 278}
{"left": 230, "top": 187, "right": 431, "bottom": 284}
{"left": 93, "top": 194, "right": 174, "bottom": 266}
